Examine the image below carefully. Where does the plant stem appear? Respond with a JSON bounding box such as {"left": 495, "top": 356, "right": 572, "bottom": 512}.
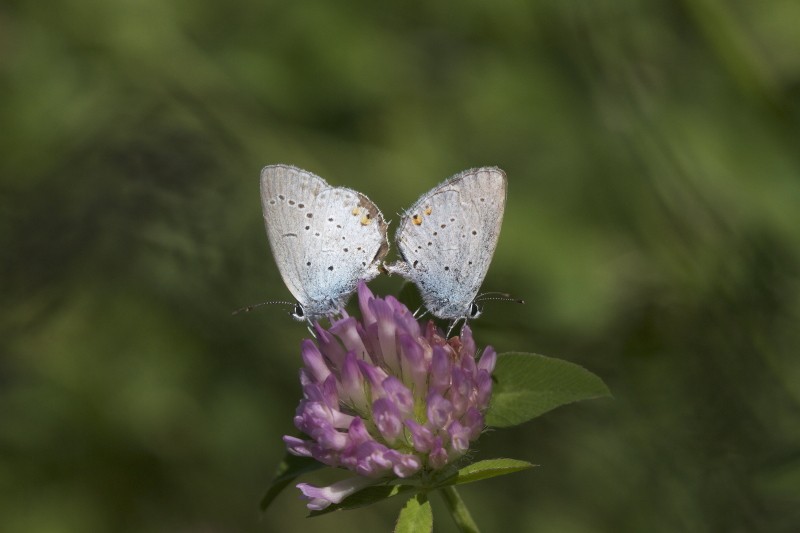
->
{"left": 439, "top": 486, "right": 480, "bottom": 533}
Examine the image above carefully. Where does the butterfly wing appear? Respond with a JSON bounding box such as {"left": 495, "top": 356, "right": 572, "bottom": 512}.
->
{"left": 388, "top": 167, "right": 507, "bottom": 319}
{"left": 260, "top": 165, "right": 388, "bottom": 319}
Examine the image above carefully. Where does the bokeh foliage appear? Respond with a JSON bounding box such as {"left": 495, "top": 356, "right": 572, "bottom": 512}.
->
{"left": 2, "top": 0, "right": 799, "bottom": 531}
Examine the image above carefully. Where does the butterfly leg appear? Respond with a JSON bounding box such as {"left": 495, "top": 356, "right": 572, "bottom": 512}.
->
{"left": 446, "top": 318, "right": 464, "bottom": 338}
{"left": 305, "top": 322, "right": 318, "bottom": 338}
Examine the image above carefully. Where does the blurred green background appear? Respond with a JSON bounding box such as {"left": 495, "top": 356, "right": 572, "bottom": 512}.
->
{"left": 2, "top": 0, "right": 799, "bottom": 531}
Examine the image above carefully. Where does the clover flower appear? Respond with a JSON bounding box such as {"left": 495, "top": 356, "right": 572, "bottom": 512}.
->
{"left": 283, "top": 281, "right": 497, "bottom": 510}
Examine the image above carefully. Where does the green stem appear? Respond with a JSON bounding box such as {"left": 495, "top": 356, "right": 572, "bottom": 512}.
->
{"left": 439, "top": 486, "right": 480, "bottom": 533}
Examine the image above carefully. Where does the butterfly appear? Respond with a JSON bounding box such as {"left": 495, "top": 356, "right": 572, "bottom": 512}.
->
{"left": 258, "top": 164, "right": 389, "bottom": 322}
{"left": 385, "top": 167, "right": 508, "bottom": 327}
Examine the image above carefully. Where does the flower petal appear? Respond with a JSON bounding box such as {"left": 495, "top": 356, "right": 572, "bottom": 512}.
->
{"left": 447, "top": 368, "right": 471, "bottom": 416}
{"left": 297, "top": 476, "right": 377, "bottom": 510}
{"left": 353, "top": 441, "right": 394, "bottom": 477}
{"left": 476, "top": 371, "right": 493, "bottom": 411}
{"left": 357, "top": 359, "right": 389, "bottom": 398}
{"left": 340, "top": 352, "right": 369, "bottom": 414}
{"left": 404, "top": 419, "right": 434, "bottom": 452}
{"left": 356, "top": 280, "right": 377, "bottom": 326}
{"left": 447, "top": 419, "right": 471, "bottom": 454}
{"left": 381, "top": 376, "right": 414, "bottom": 416}
{"left": 386, "top": 295, "right": 421, "bottom": 337}
{"left": 314, "top": 324, "right": 347, "bottom": 369}
{"left": 429, "top": 345, "right": 453, "bottom": 394}
{"left": 385, "top": 449, "right": 422, "bottom": 478}
{"left": 372, "top": 397, "right": 404, "bottom": 443}
{"left": 283, "top": 436, "right": 312, "bottom": 457}
{"left": 301, "top": 340, "right": 331, "bottom": 383}
{"left": 426, "top": 393, "right": 453, "bottom": 430}
{"left": 460, "top": 325, "right": 477, "bottom": 358}
{"left": 477, "top": 346, "right": 497, "bottom": 374}
{"left": 330, "top": 317, "right": 370, "bottom": 362}
{"left": 428, "top": 437, "right": 449, "bottom": 470}
{"left": 462, "top": 406, "right": 484, "bottom": 440}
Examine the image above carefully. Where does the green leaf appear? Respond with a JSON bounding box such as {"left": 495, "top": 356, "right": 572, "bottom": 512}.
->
{"left": 449, "top": 458, "right": 535, "bottom": 486}
{"left": 394, "top": 494, "right": 433, "bottom": 533}
{"left": 260, "top": 453, "right": 324, "bottom": 512}
{"left": 486, "top": 352, "right": 611, "bottom": 428}
{"left": 310, "top": 483, "right": 419, "bottom": 517}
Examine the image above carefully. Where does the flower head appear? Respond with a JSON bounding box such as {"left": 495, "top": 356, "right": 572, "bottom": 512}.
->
{"left": 284, "top": 281, "right": 497, "bottom": 510}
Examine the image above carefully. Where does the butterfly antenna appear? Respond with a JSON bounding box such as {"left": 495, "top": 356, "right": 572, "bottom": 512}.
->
{"left": 474, "top": 293, "right": 525, "bottom": 305}
{"left": 231, "top": 300, "right": 294, "bottom": 315}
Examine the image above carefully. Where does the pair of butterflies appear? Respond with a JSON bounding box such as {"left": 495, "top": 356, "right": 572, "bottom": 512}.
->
{"left": 259, "top": 164, "right": 507, "bottom": 326}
